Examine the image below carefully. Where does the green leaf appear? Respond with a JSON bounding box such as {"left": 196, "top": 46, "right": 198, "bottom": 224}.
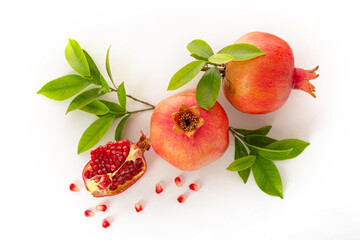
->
{"left": 105, "top": 45, "right": 116, "bottom": 88}
{"left": 234, "top": 137, "right": 251, "bottom": 183}
{"left": 82, "top": 50, "right": 102, "bottom": 85}
{"left": 234, "top": 126, "right": 272, "bottom": 136}
{"left": 245, "top": 142, "right": 293, "bottom": 160}
{"left": 238, "top": 168, "right": 251, "bottom": 184}
{"left": 264, "top": 139, "right": 310, "bottom": 160}
{"left": 190, "top": 54, "right": 208, "bottom": 61}
{"left": 37, "top": 75, "right": 90, "bottom": 100}
{"left": 187, "top": 39, "right": 214, "bottom": 60}
{"left": 80, "top": 100, "right": 109, "bottom": 115}
{"left": 234, "top": 137, "right": 248, "bottom": 158}
{"left": 77, "top": 114, "right": 115, "bottom": 154}
{"left": 195, "top": 67, "right": 221, "bottom": 110}
{"left": 227, "top": 155, "right": 256, "bottom": 171}
{"left": 244, "top": 135, "right": 277, "bottom": 148}
{"left": 252, "top": 155, "right": 283, "bottom": 198}
{"left": 65, "top": 39, "right": 90, "bottom": 76}
{"left": 99, "top": 100, "right": 125, "bottom": 114}
{"left": 66, "top": 88, "right": 105, "bottom": 114}
{"left": 167, "top": 60, "right": 206, "bottom": 90}
{"left": 115, "top": 115, "right": 131, "bottom": 140}
{"left": 208, "top": 54, "right": 234, "bottom": 65}
{"left": 117, "top": 82, "right": 126, "bottom": 112}
{"left": 98, "top": 75, "right": 110, "bottom": 94}
{"left": 218, "top": 43, "right": 266, "bottom": 61}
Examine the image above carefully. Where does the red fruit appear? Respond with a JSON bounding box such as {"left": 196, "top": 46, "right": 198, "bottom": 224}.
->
{"left": 177, "top": 194, "right": 187, "bottom": 203}
{"left": 102, "top": 219, "right": 110, "bottom": 228}
{"left": 155, "top": 183, "right": 163, "bottom": 194}
{"left": 82, "top": 132, "right": 150, "bottom": 197}
{"left": 223, "top": 31, "right": 319, "bottom": 114}
{"left": 189, "top": 183, "right": 199, "bottom": 191}
{"left": 69, "top": 183, "right": 80, "bottom": 192}
{"left": 135, "top": 203, "right": 143, "bottom": 212}
{"left": 84, "top": 210, "right": 95, "bottom": 217}
{"left": 174, "top": 177, "right": 182, "bottom": 187}
{"left": 96, "top": 205, "right": 107, "bottom": 212}
{"left": 150, "top": 89, "right": 229, "bottom": 171}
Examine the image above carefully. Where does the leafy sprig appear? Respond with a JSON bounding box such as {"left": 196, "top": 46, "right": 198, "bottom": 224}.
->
{"left": 167, "top": 39, "right": 266, "bottom": 110}
{"left": 228, "top": 126, "right": 310, "bottom": 199}
{"left": 37, "top": 39, "right": 155, "bottom": 154}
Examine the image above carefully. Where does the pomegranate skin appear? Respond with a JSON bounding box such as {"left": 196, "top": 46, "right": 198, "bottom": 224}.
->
{"left": 150, "top": 89, "right": 229, "bottom": 171}
{"left": 223, "top": 31, "right": 318, "bottom": 114}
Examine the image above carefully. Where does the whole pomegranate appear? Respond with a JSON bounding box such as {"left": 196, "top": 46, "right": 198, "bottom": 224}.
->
{"left": 223, "top": 31, "right": 319, "bottom": 114}
{"left": 82, "top": 132, "right": 150, "bottom": 197}
{"left": 150, "top": 89, "right": 229, "bottom": 171}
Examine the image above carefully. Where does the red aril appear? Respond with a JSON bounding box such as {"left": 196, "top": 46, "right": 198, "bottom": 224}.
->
{"left": 102, "top": 219, "right": 110, "bottom": 228}
{"left": 96, "top": 205, "right": 107, "bottom": 212}
{"left": 189, "top": 183, "right": 199, "bottom": 191}
{"left": 177, "top": 194, "right": 187, "bottom": 203}
{"left": 174, "top": 177, "right": 182, "bottom": 187}
{"left": 135, "top": 203, "right": 143, "bottom": 212}
{"left": 155, "top": 183, "right": 163, "bottom": 194}
{"left": 82, "top": 132, "right": 150, "bottom": 197}
{"left": 84, "top": 210, "right": 95, "bottom": 217}
{"left": 69, "top": 183, "right": 80, "bottom": 192}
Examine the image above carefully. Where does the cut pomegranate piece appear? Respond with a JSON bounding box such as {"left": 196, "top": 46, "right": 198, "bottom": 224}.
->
{"left": 69, "top": 183, "right": 80, "bottom": 192}
{"left": 174, "top": 177, "right": 182, "bottom": 187}
{"left": 96, "top": 205, "right": 107, "bottom": 212}
{"left": 84, "top": 210, "right": 95, "bottom": 217}
{"left": 155, "top": 183, "right": 163, "bottom": 194}
{"left": 82, "top": 132, "right": 150, "bottom": 197}
{"left": 189, "top": 183, "right": 199, "bottom": 191}
{"left": 135, "top": 203, "right": 143, "bottom": 212}
{"left": 177, "top": 194, "right": 187, "bottom": 203}
{"left": 102, "top": 219, "right": 110, "bottom": 228}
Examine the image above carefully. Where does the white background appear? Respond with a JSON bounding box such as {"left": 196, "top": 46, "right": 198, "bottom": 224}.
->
{"left": 1, "top": 0, "right": 359, "bottom": 239}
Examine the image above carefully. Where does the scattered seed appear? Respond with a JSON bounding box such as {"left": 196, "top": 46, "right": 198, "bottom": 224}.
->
{"left": 155, "top": 183, "right": 163, "bottom": 194}
{"left": 174, "top": 177, "right": 182, "bottom": 187}
{"left": 84, "top": 210, "right": 95, "bottom": 217}
{"left": 69, "top": 183, "right": 80, "bottom": 192}
{"left": 96, "top": 205, "right": 107, "bottom": 212}
{"left": 135, "top": 202, "right": 143, "bottom": 212}
{"left": 189, "top": 183, "right": 199, "bottom": 191}
{"left": 102, "top": 218, "right": 110, "bottom": 228}
{"left": 177, "top": 194, "right": 187, "bottom": 203}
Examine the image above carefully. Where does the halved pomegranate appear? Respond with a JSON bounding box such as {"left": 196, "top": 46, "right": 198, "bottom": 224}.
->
{"left": 82, "top": 132, "right": 150, "bottom": 197}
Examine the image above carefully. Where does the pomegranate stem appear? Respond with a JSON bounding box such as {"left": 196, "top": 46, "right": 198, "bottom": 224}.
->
{"left": 109, "top": 87, "right": 155, "bottom": 108}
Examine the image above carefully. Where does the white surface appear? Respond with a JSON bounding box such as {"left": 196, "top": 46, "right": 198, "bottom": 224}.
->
{"left": 1, "top": 0, "right": 359, "bottom": 239}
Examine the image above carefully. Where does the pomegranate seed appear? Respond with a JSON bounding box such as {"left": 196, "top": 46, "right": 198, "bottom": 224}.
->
{"left": 102, "top": 218, "right": 110, "bottom": 228}
{"left": 174, "top": 177, "right": 182, "bottom": 187}
{"left": 135, "top": 202, "right": 143, "bottom": 212}
{"left": 189, "top": 183, "right": 199, "bottom": 191}
{"left": 155, "top": 183, "right": 163, "bottom": 194}
{"left": 96, "top": 204, "right": 107, "bottom": 212}
{"left": 84, "top": 210, "right": 95, "bottom": 217}
{"left": 69, "top": 183, "right": 80, "bottom": 192}
{"left": 177, "top": 194, "right": 187, "bottom": 203}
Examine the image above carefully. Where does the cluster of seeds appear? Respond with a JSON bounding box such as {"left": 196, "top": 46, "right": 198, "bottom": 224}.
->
{"left": 83, "top": 139, "right": 144, "bottom": 191}
{"left": 84, "top": 204, "right": 110, "bottom": 228}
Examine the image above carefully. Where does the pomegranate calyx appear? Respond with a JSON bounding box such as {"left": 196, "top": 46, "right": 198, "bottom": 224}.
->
{"left": 171, "top": 104, "right": 204, "bottom": 138}
{"left": 293, "top": 66, "right": 319, "bottom": 98}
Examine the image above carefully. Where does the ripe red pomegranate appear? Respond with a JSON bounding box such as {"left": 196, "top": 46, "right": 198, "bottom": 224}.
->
{"left": 223, "top": 31, "right": 319, "bottom": 114}
{"left": 82, "top": 132, "right": 150, "bottom": 197}
{"left": 150, "top": 89, "right": 229, "bottom": 171}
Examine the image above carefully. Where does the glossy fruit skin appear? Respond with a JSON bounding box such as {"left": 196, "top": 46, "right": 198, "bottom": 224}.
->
{"left": 223, "top": 31, "right": 318, "bottom": 114}
{"left": 150, "top": 89, "right": 229, "bottom": 171}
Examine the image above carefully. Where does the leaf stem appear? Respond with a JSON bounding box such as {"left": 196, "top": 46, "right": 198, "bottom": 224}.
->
{"left": 109, "top": 87, "right": 155, "bottom": 109}
{"left": 202, "top": 65, "right": 225, "bottom": 73}
{"left": 126, "top": 107, "right": 154, "bottom": 114}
